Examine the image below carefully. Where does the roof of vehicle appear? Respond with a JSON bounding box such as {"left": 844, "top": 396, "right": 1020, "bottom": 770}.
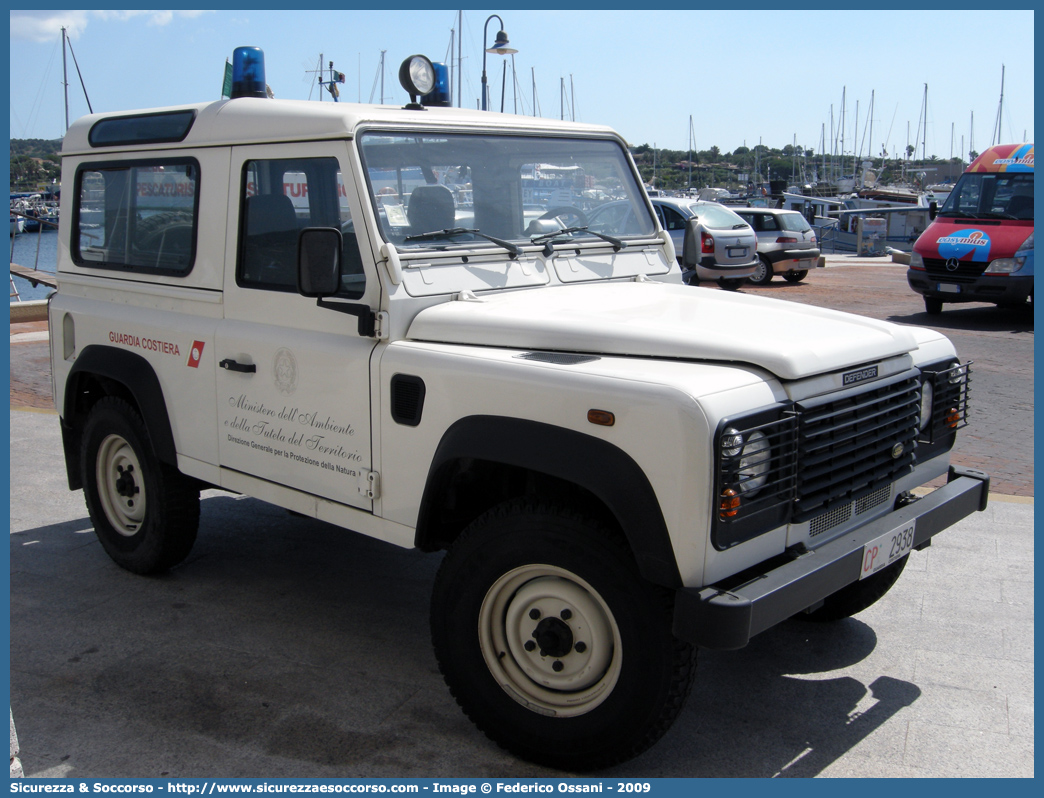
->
{"left": 60, "top": 98, "right": 621, "bottom": 156}
{"left": 966, "top": 142, "right": 1034, "bottom": 174}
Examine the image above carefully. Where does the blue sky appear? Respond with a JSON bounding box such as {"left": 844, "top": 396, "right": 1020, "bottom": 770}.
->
{"left": 9, "top": 8, "right": 1035, "bottom": 160}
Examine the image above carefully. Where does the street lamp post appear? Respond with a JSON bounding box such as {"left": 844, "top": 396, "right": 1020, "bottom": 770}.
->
{"left": 481, "top": 14, "right": 517, "bottom": 111}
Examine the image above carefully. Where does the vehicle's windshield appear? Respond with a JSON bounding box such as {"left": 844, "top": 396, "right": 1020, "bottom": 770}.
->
{"left": 358, "top": 132, "right": 655, "bottom": 251}
{"left": 940, "top": 172, "right": 1034, "bottom": 220}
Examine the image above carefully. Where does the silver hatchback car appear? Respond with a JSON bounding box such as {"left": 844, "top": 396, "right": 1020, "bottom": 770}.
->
{"left": 731, "top": 207, "right": 822, "bottom": 285}
{"left": 587, "top": 197, "right": 758, "bottom": 289}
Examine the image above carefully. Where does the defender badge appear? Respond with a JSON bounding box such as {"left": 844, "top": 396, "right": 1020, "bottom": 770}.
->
{"left": 843, "top": 365, "right": 878, "bottom": 386}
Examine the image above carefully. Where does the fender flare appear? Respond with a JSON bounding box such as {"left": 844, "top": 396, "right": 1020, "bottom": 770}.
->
{"left": 417, "top": 415, "right": 681, "bottom": 588}
{"left": 63, "top": 345, "right": 178, "bottom": 472}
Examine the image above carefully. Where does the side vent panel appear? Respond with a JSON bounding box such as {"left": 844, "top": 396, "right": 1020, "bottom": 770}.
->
{"left": 390, "top": 374, "right": 426, "bottom": 427}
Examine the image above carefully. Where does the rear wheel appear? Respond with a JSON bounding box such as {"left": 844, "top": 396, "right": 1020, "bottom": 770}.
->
{"left": 430, "top": 500, "right": 696, "bottom": 771}
{"left": 782, "top": 269, "right": 807, "bottom": 283}
{"left": 748, "top": 256, "right": 773, "bottom": 286}
{"left": 924, "top": 296, "right": 944, "bottom": 315}
{"left": 81, "top": 397, "right": 199, "bottom": 574}
{"left": 719, "top": 278, "right": 746, "bottom": 291}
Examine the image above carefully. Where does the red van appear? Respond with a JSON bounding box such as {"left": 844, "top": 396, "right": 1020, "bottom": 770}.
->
{"left": 907, "top": 143, "right": 1033, "bottom": 313}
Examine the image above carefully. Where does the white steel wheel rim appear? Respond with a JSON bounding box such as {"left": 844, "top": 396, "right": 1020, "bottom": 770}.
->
{"left": 478, "top": 564, "right": 622, "bottom": 717}
{"left": 95, "top": 433, "right": 146, "bottom": 536}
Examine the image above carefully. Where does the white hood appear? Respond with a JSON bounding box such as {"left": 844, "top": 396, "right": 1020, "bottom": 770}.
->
{"left": 406, "top": 282, "right": 921, "bottom": 381}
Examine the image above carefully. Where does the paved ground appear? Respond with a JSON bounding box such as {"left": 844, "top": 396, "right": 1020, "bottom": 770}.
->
{"left": 8, "top": 409, "right": 1034, "bottom": 778}
{"left": 8, "top": 257, "right": 1035, "bottom": 777}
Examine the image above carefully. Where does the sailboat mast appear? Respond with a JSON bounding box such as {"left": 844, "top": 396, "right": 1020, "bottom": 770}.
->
{"left": 62, "top": 27, "right": 69, "bottom": 132}
{"left": 992, "top": 64, "right": 1005, "bottom": 145}
{"left": 921, "top": 84, "right": 928, "bottom": 162}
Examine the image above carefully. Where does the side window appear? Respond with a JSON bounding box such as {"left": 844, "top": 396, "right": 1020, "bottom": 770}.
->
{"left": 238, "top": 156, "right": 365, "bottom": 297}
{"left": 653, "top": 204, "right": 666, "bottom": 228}
{"left": 761, "top": 214, "right": 779, "bottom": 232}
{"left": 660, "top": 205, "right": 687, "bottom": 231}
{"left": 74, "top": 159, "right": 198, "bottom": 275}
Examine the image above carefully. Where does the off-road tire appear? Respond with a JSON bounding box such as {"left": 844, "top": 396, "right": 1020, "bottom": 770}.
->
{"left": 749, "top": 255, "right": 773, "bottom": 286}
{"left": 430, "top": 499, "right": 696, "bottom": 771}
{"left": 798, "top": 554, "right": 909, "bottom": 622}
{"left": 81, "top": 396, "right": 199, "bottom": 574}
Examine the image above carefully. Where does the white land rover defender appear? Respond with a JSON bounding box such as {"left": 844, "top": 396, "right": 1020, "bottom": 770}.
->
{"left": 49, "top": 50, "right": 989, "bottom": 770}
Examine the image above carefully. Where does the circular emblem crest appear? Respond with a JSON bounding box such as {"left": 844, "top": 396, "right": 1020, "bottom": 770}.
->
{"left": 945, "top": 257, "right": 961, "bottom": 272}
{"left": 273, "top": 347, "right": 298, "bottom": 395}
{"left": 891, "top": 442, "right": 905, "bottom": 460}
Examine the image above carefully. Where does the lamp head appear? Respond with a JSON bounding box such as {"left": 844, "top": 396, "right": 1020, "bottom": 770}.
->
{"left": 485, "top": 30, "right": 517, "bottom": 55}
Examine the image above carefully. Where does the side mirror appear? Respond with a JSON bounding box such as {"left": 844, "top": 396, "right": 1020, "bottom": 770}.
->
{"left": 298, "top": 228, "right": 342, "bottom": 297}
{"left": 928, "top": 201, "right": 938, "bottom": 221}
{"left": 681, "top": 217, "right": 701, "bottom": 268}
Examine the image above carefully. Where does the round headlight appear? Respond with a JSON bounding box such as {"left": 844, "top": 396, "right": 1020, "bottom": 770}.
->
{"left": 398, "top": 54, "right": 436, "bottom": 99}
{"left": 738, "top": 431, "right": 771, "bottom": 496}
{"left": 949, "top": 364, "right": 968, "bottom": 385}
{"left": 721, "top": 427, "right": 744, "bottom": 458}
{"left": 919, "top": 380, "right": 934, "bottom": 432}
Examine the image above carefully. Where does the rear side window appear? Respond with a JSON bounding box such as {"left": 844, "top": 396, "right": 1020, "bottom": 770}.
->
{"left": 74, "top": 159, "right": 199, "bottom": 275}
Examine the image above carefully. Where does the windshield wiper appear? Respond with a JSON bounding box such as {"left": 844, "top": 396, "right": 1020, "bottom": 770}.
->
{"left": 530, "top": 226, "right": 627, "bottom": 255}
{"left": 403, "top": 227, "right": 519, "bottom": 258}
{"left": 938, "top": 210, "right": 975, "bottom": 218}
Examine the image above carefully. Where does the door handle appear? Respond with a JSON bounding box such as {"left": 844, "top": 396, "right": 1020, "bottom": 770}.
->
{"left": 220, "top": 358, "right": 256, "bottom": 374}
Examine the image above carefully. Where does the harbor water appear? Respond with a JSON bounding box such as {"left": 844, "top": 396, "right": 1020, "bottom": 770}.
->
{"left": 10, "top": 227, "right": 59, "bottom": 302}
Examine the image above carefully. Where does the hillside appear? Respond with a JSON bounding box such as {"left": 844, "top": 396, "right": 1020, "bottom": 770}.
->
{"left": 10, "top": 138, "right": 63, "bottom": 190}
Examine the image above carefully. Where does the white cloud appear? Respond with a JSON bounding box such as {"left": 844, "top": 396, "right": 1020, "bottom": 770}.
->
{"left": 9, "top": 10, "right": 214, "bottom": 41}
{"left": 9, "top": 11, "right": 90, "bottom": 42}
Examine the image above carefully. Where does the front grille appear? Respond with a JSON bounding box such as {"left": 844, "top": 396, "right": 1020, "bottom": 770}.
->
{"left": 923, "top": 257, "right": 987, "bottom": 284}
{"left": 792, "top": 371, "right": 919, "bottom": 521}
{"left": 714, "top": 369, "right": 925, "bottom": 548}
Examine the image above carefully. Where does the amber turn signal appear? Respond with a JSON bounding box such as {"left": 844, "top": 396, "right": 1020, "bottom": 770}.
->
{"left": 719, "top": 488, "right": 740, "bottom": 519}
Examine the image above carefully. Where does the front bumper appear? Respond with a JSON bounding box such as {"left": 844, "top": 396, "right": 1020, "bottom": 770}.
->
{"left": 907, "top": 269, "right": 1033, "bottom": 305}
{"left": 673, "top": 465, "right": 990, "bottom": 650}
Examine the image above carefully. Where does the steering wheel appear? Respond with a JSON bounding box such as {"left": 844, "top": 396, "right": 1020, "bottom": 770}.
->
{"left": 538, "top": 206, "right": 589, "bottom": 228}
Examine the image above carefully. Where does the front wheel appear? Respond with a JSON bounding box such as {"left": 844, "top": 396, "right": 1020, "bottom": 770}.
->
{"left": 81, "top": 397, "right": 200, "bottom": 574}
{"left": 430, "top": 500, "right": 696, "bottom": 771}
